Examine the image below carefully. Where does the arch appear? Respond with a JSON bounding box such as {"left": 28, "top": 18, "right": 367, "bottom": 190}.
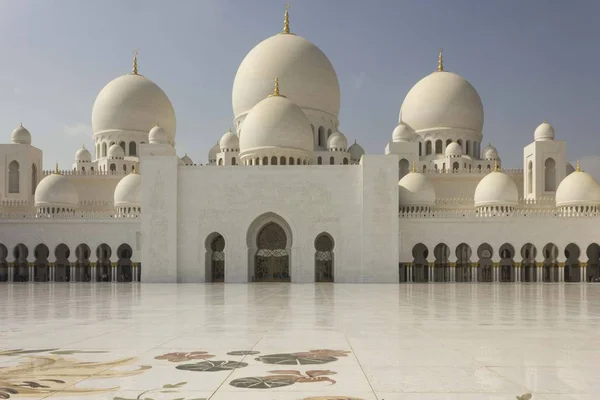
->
{"left": 8, "top": 160, "right": 19, "bottom": 193}
{"left": 452, "top": 161, "right": 459, "bottom": 171}
{"left": 271, "top": 156, "right": 277, "bottom": 165}
{"left": 119, "top": 141, "right": 126, "bottom": 153}
{"left": 246, "top": 213, "right": 293, "bottom": 283}
{"left": 117, "top": 243, "right": 133, "bottom": 282}
{"left": 586, "top": 243, "right": 600, "bottom": 282}
{"left": 110, "top": 163, "right": 116, "bottom": 172}
{"left": 477, "top": 243, "right": 493, "bottom": 282}
{"left": 527, "top": 161, "right": 533, "bottom": 195}
{"left": 315, "top": 233, "right": 334, "bottom": 282}
{"left": 435, "top": 139, "right": 443, "bottom": 154}
{"left": 218, "top": 158, "right": 223, "bottom": 166}
{"left": 54, "top": 243, "right": 71, "bottom": 282}
{"left": 564, "top": 243, "right": 580, "bottom": 282}
{"left": 411, "top": 243, "right": 429, "bottom": 283}
{"left": 520, "top": 243, "right": 537, "bottom": 283}
{"left": 31, "top": 164, "right": 37, "bottom": 195}
{"left": 280, "top": 156, "right": 286, "bottom": 165}
{"left": 455, "top": 243, "right": 472, "bottom": 282}
{"left": 425, "top": 141, "right": 432, "bottom": 155}
{"left": 34, "top": 244, "right": 50, "bottom": 282}
{"left": 544, "top": 158, "right": 556, "bottom": 191}
{"left": 399, "top": 159, "right": 409, "bottom": 179}
{"left": 96, "top": 243, "right": 112, "bottom": 282}
{"left": 0, "top": 244, "right": 8, "bottom": 282}
{"left": 434, "top": 243, "right": 450, "bottom": 282}
{"left": 318, "top": 126, "right": 325, "bottom": 147}
{"left": 329, "top": 156, "right": 334, "bottom": 165}
{"left": 232, "top": 157, "right": 237, "bottom": 166}
{"left": 12, "top": 244, "right": 29, "bottom": 282}
{"left": 542, "top": 243, "right": 559, "bottom": 282}
{"left": 317, "top": 157, "right": 322, "bottom": 165}
{"left": 262, "top": 156, "right": 268, "bottom": 165}
{"left": 499, "top": 243, "right": 515, "bottom": 282}
{"left": 123, "top": 164, "right": 127, "bottom": 172}
{"left": 466, "top": 140, "right": 471, "bottom": 156}
{"left": 422, "top": 165, "right": 427, "bottom": 173}
{"left": 129, "top": 141, "right": 137, "bottom": 156}
{"left": 343, "top": 157, "right": 348, "bottom": 165}
{"left": 102, "top": 142, "right": 107, "bottom": 157}
{"left": 205, "top": 233, "right": 225, "bottom": 283}
{"left": 290, "top": 157, "right": 295, "bottom": 165}
{"left": 75, "top": 243, "right": 91, "bottom": 282}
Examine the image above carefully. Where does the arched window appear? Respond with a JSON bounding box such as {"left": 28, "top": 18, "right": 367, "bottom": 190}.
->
{"left": 317, "top": 157, "right": 322, "bottom": 165}
{"left": 8, "top": 161, "right": 19, "bottom": 193}
{"left": 31, "top": 164, "right": 37, "bottom": 195}
{"left": 81, "top": 166, "right": 85, "bottom": 172}
{"left": 544, "top": 158, "right": 556, "bottom": 191}
{"left": 123, "top": 164, "right": 127, "bottom": 171}
{"left": 218, "top": 158, "right": 223, "bottom": 166}
{"left": 435, "top": 140, "right": 442, "bottom": 154}
{"left": 271, "top": 156, "right": 277, "bottom": 165}
{"left": 129, "top": 141, "right": 137, "bottom": 156}
{"left": 426, "top": 141, "right": 432, "bottom": 155}
{"left": 527, "top": 161, "right": 533, "bottom": 194}
{"left": 280, "top": 156, "right": 286, "bottom": 165}
{"left": 231, "top": 157, "right": 237, "bottom": 165}
{"left": 329, "top": 156, "right": 334, "bottom": 165}
{"left": 290, "top": 157, "right": 294, "bottom": 165}
{"left": 110, "top": 163, "right": 116, "bottom": 172}
{"left": 91, "top": 166, "right": 94, "bottom": 172}
{"left": 318, "top": 126, "right": 324, "bottom": 147}
{"left": 466, "top": 140, "right": 471, "bottom": 155}
{"left": 453, "top": 161, "right": 459, "bottom": 171}
{"left": 102, "top": 143, "right": 107, "bottom": 157}
{"left": 119, "top": 141, "right": 126, "bottom": 153}
{"left": 343, "top": 157, "right": 348, "bottom": 165}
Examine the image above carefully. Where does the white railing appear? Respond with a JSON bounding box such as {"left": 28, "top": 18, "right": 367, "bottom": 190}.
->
{"left": 424, "top": 168, "right": 523, "bottom": 175}
{"left": 400, "top": 208, "right": 600, "bottom": 219}
{"left": 0, "top": 211, "right": 140, "bottom": 220}
{"left": 42, "top": 169, "right": 129, "bottom": 177}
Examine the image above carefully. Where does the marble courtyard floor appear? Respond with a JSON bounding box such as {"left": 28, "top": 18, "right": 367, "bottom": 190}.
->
{"left": 0, "top": 283, "right": 598, "bottom": 399}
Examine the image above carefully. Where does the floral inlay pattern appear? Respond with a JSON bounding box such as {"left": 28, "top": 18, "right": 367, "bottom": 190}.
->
{"left": 255, "top": 349, "right": 351, "bottom": 365}
{"left": 154, "top": 352, "right": 214, "bottom": 363}
{"left": 229, "top": 369, "right": 337, "bottom": 389}
{"left": 176, "top": 360, "right": 248, "bottom": 372}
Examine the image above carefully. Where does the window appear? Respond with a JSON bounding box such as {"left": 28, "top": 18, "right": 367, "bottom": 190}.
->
{"left": 8, "top": 161, "right": 19, "bottom": 193}
{"left": 317, "top": 157, "right": 322, "bottom": 165}
{"left": 435, "top": 140, "right": 442, "bottom": 154}
{"left": 129, "top": 141, "right": 137, "bottom": 156}
{"left": 31, "top": 164, "right": 37, "bottom": 195}
{"left": 426, "top": 141, "right": 432, "bottom": 155}
{"left": 232, "top": 157, "right": 237, "bottom": 165}
{"left": 343, "top": 158, "right": 348, "bottom": 165}
{"left": 329, "top": 156, "right": 334, "bottom": 165}
{"left": 271, "top": 156, "right": 277, "bottom": 165}
{"left": 544, "top": 158, "right": 556, "bottom": 191}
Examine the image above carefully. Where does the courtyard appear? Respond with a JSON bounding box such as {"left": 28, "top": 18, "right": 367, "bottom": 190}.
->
{"left": 0, "top": 283, "right": 598, "bottom": 399}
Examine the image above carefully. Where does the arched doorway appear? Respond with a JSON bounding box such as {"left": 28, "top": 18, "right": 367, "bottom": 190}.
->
{"left": 54, "top": 244, "right": 71, "bottom": 282}
{"left": 254, "top": 223, "right": 290, "bottom": 282}
{"left": 399, "top": 159, "right": 409, "bottom": 180}
{"left": 434, "top": 243, "right": 450, "bottom": 282}
{"left": 455, "top": 243, "right": 472, "bottom": 282}
{"left": 96, "top": 244, "right": 112, "bottom": 282}
{"left": 205, "top": 233, "right": 225, "bottom": 283}
{"left": 412, "top": 243, "right": 429, "bottom": 283}
{"left": 315, "top": 233, "right": 334, "bottom": 282}
{"left": 75, "top": 244, "right": 91, "bottom": 282}
{"left": 586, "top": 244, "right": 600, "bottom": 282}
{"left": 499, "top": 243, "right": 515, "bottom": 282}
{"left": 564, "top": 243, "right": 580, "bottom": 282}
{"left": 34, "top": 244, "right": 50, "bottom": 282}
{"left": 520, "top": 243, "right": 537, "bottom": 283}
{"left": 13, "top": 244, "right": 29, "bottom": 282}
{"left": 0, "top": 244, "right": 8, "bottom": 282}
{"left": 117, "top": 244, "right": 133, "bottom": 282}
{"left": 477, "top": 243, "right": 493, "bottom": 282}
{"left": 542, "top": 243, "right": 559, "bottom": 282}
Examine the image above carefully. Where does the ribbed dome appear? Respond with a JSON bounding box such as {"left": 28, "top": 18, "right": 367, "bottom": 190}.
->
{"left": 534, "top": 121, "right": 555, "bottom": 141}
{"left": 35, "top": 173, "right": 79, "bottom": 209}
{"left": 474, "top": 170, "right": 518, "bottom": 207}
{"left": 392, "top": 123, "right": 415, "bottom": 142}
{"left": 114, "top": 171, "right": 142, "bottom": 208}
{"left": 398, "top": 172, "right": 436, "bottom": 207}
{"left": 75, "top": 145, "right": 92, "bottom": 162}
{"left": 107, "top": 144, "right": 125, "bottom": 159}
{"left": 11, "top": 125, "right": 31, "bottom": 144}
{"left": 400, "top": 71, "right": 483, "bottom": 135}
{"left": 92, "top": 73, "right": 176, "bottom": 142}
{"left": 556, "top": 168, "right": 600, "bottom": 208}
{"left": 219, "top": 131, "right": 239, "bottom": 151}
{"left": 181, "top": 154, "right": 194, "bottom": 165}
{"left": 149, "top": 125, "right": 169, "bottom": 144}
{"left": 233, "top": 33, "right": 340, "bottom": 121}
{"left": 239, "top": 94, "right": 313, "bottom": 155}
{"left": 445, "top": 142, "right": 463, "bottom": 157}
{"left": 482, "top": 144, "right": 499, "bottom": 160}
{"left": 348, "top": 141, "right": 365, "bottom": 162}
{"left": 327, "top": 131, "right": 347, "bottom": 151}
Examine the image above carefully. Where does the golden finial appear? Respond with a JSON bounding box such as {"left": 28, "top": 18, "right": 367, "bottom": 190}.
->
{"left": 576, "top": 160, "right": 581, "bottom": 172}
{"left": 437, "top": 48, "right": 444, "bottom": 72}
{"left": 283, "top": 3, "right": 291, "bottom": 34}
{"left": 494, "top": 159, "right": 500, "bottom": 171}
{"left": 54, "top": 162, "right": 60, "bottom": 175}
{"left": 20, "top": 121, "right": 23, "bottom": 127}
{"left": 268, "top": 76, "right": 286, "bottom": 98}
{"left": 132, "top": 164, "right": 139, "bottom": 174}
{"left": 132, "top": 50, "right": 138, "bottom": 75}
{"left": 411, "top": 161, "right": 417, "bottom": 173}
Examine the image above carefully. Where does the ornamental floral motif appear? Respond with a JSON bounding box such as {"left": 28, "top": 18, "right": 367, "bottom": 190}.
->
{"left": 154, "top": 351, "right": 214, "bottom": 363}
{"left": 255, "top": 349, "right": 351, "bottom": 365}
{"left": 229, "top": 369, "right": 337, "bottom": 389}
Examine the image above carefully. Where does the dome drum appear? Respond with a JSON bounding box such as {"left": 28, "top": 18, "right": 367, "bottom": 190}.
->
{"left": 398, "top": 171, "right": 436, "bottom": 211}
{"left": 240, "top": 148, "right": 312, "bottom": 166}
{"left": 473, "top": 169, "right": 519, "bottom": 210}
{"left": 34, "top": 172, "right": 79, "bottom": 215}
{"left": 555, "top": 167, "right": 600, "bottom": 209}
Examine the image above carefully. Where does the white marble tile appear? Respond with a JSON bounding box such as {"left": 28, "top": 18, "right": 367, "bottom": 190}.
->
{"left": 489, "top": 366, "right": 600, "bottom": 394}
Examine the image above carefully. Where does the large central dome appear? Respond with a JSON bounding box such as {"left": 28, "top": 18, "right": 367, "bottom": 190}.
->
{"left": 400, "top": 66, "right": 483, "bottom": 135}
{"left": 232, "top": 28, "right": 340, "bottom": 120}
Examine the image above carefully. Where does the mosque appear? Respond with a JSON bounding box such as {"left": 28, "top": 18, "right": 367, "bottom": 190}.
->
{"left": 0, "top": 9, "right": 599, "bottom": 284}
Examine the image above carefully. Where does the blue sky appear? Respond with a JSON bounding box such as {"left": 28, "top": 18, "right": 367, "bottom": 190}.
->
{"left": 1, "top": 0, "right": 599, "bottom": 175}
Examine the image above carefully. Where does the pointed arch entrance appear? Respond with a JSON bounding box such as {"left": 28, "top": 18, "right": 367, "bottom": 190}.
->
{"left": 205, "top": 233, "right": 225, "bottom": 283}
{"left": 247, "top": 213, "right": 293, "bottom": 283}
{"left": 315, "top": 233, "right": 334, "bottom": 282}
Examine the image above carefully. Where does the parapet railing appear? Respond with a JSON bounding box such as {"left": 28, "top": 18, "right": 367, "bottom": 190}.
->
{"left": 423, "top": 168, "right": 524, "bottom": 175}
{"left": 0, "top": 211, "right": 140, "bottom": 220}
{"left": 42, "top": 169, "right": 129, "bottom": 177}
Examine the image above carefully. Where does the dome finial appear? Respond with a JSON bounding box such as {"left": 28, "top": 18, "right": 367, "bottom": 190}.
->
{"left": 411, "top": 161, "right": 417, "bottom": 173}
{"left": 283, "top": 3, "right": 291, "bottom": 34}
{"left": 437, "top": 48, "right": 444, "bottom": 72}
{"left": 132, "top": 164, "right": 139, "bottom": 174}
{"left": 54, "top": 162, "right": 61, "bottom": 175}
{"left": 268, "top": 76, "right": 286, "bottom": 98}
{"left": 132, "top": 49, "right": 139, "bottom": 75}
{"left": 494, "top": 159, "right": 500, "bottom": 172}
{"left": 576, "top": 160, "right": 581, "bottom": 172}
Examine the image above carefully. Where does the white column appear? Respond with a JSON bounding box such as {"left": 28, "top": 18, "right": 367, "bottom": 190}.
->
{"left": 558, "top": 265, "right": 564, "bottom": 282}
{"left": 91, "top": 265, "right": 96, "bottom": 282}
{"left": 8, "top": 265, "right": 13, "bottom": 282}
{"left": 407, "top": 265, "right": 412, "bottom": 282}
{"left": 581, "top": 265, "right": 586, "bottom": 282}
{"left": 49, "top": 265, "right": 54, "bottom": 282}
{"left": 29, "top": 265, "right": 34, "bottom": 282}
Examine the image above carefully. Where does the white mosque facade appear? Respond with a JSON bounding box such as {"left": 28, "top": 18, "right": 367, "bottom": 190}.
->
{"left": 1, "top": 11, "right": 599, "bottom": 284}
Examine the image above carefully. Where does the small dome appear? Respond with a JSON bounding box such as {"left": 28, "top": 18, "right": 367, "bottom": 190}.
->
{"left": 239, "top": 92, "right": 313, "bottom": 155}
{"left": 474, "top": 169, "right": 518, "bottom": 208}
{"left": 149, "top": 125, "right": 169, "bottom": 144}
{"left": 181, "top": 154, "right": 194, "bottom": 165}
{"left": 108, "top": 143, "right": 125, "bottom": 158}
{"left": 482, "top": 144, "right": 499, "bottom": 160}
{"left": 327, "top": 131, "right": 347, "bottom": 150}
{"left": 219, "top": 131, "right": 239, "bottom": 151}
{"left": 445, "top": 141, "right": 463, "bottom": 157}
{"left": 392, "top": 123, "right": 415, "bottom": 142}
{"left": 556, "top": 166, "right": 600, "bottom": 208}
{"left": 534, "top": 121, "right": 555, "bottom": 141}
{"left": 75, "top": 145, "right": 92, "bottom": 162}
{"left": 11, "top": 124, "right": 31, "bottom": 144}
{"left": 398, "top": 171, "right": 436, "bottom": 207}
{"left": 35, "top": 173, "right": 79, "bottom": 209}
{"left": 114, "top": 170, "right": 142, "bottom": 208}
{"left": 208, "top": 142, "right": 220, "bottom": 161}
{"left": 348, "top": 141, "right": 365, "bottom": 162}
